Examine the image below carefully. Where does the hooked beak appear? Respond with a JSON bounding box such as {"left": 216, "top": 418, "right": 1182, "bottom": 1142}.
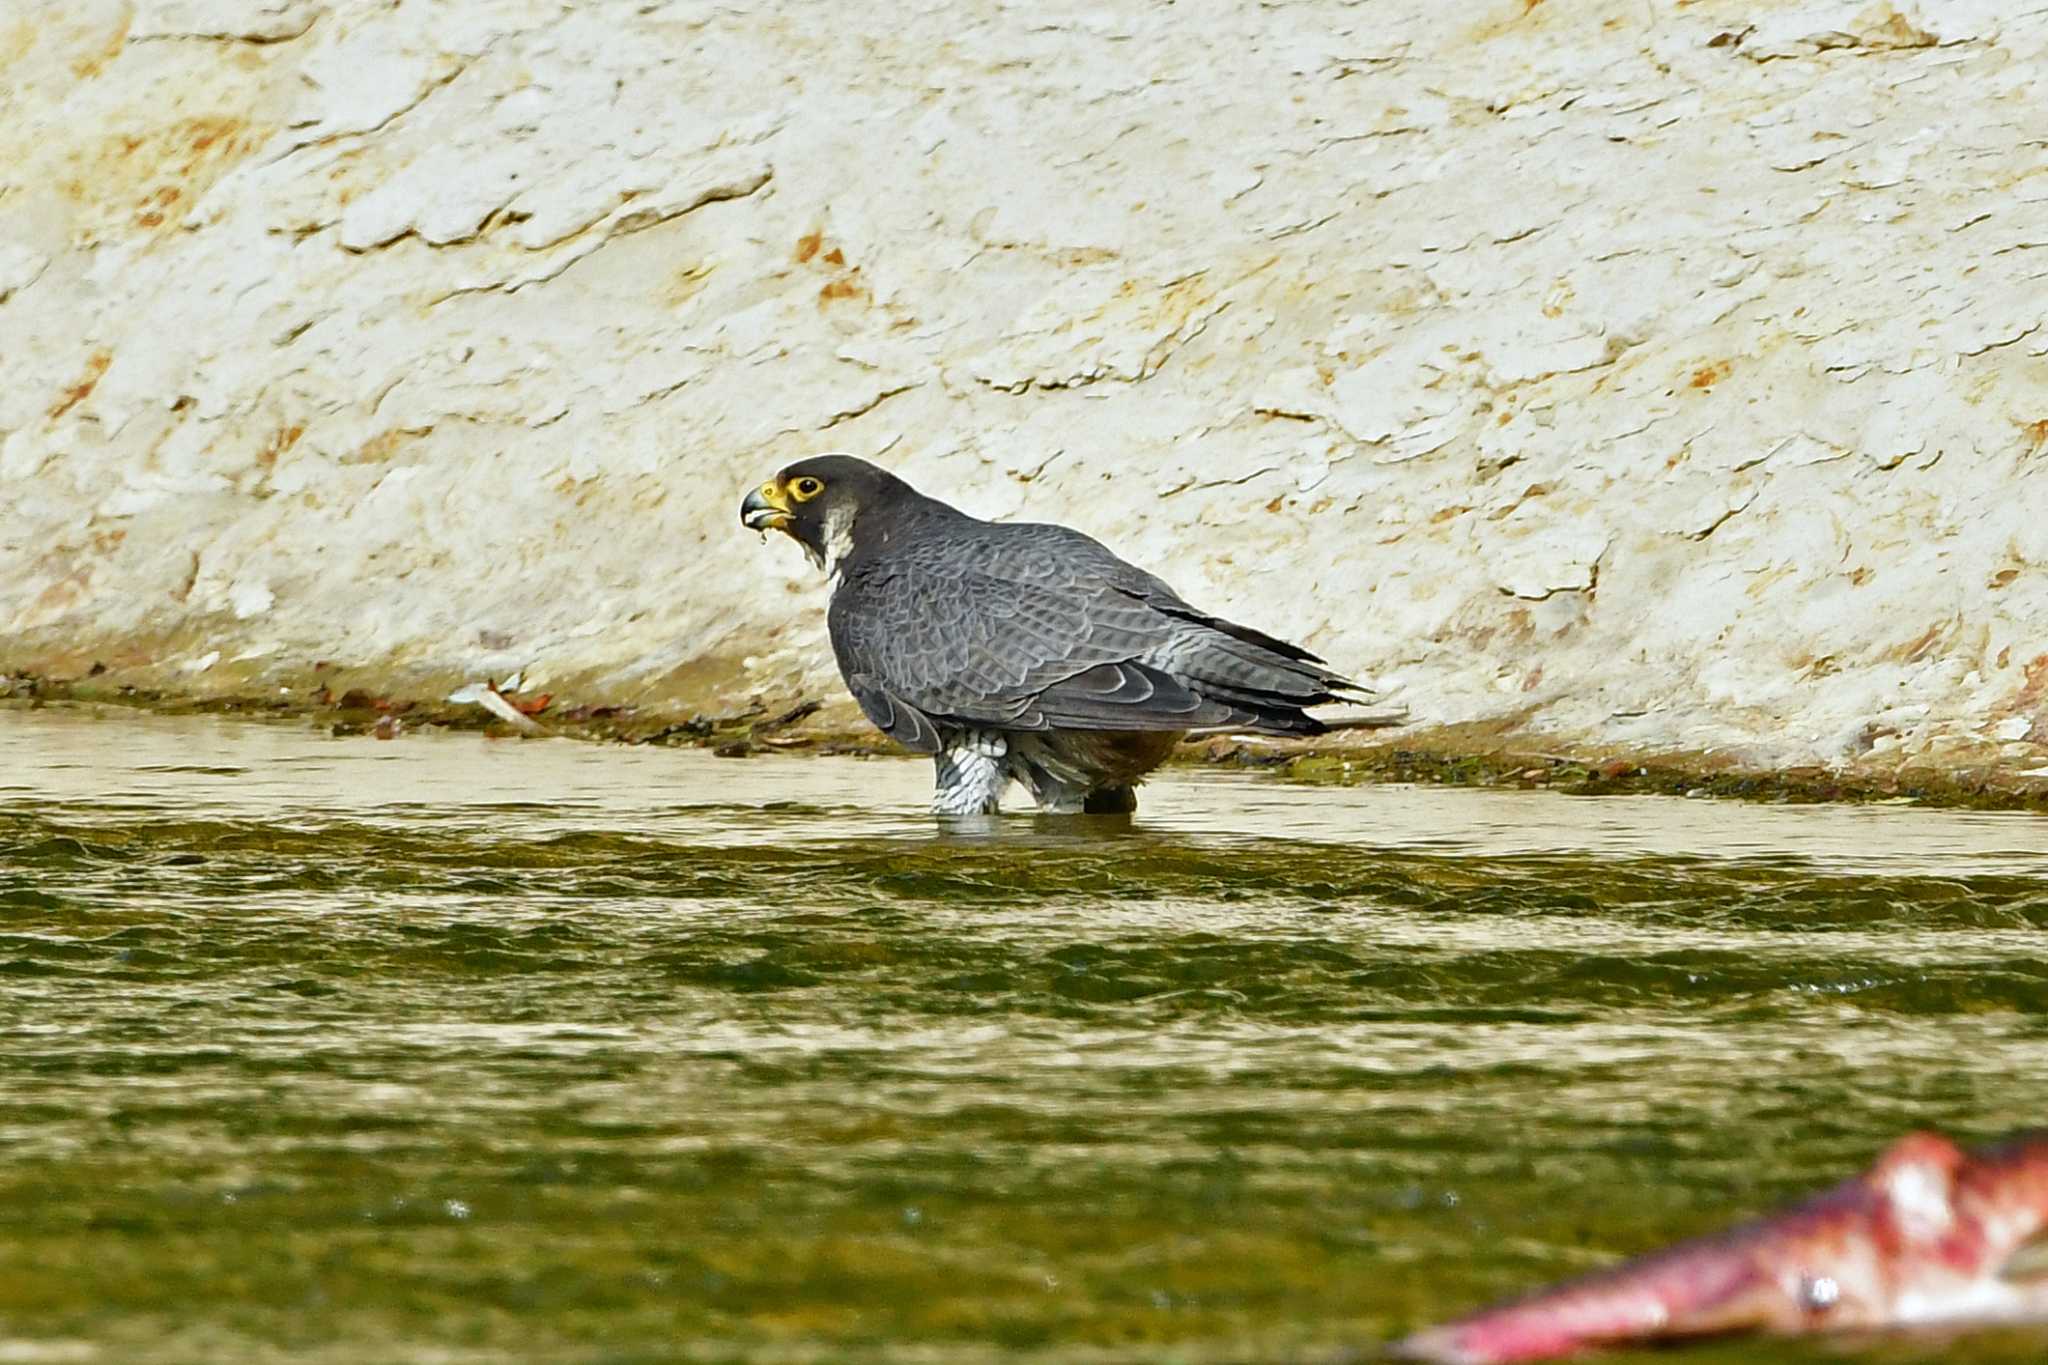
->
{"left": 741, "top": 481, "right": 792, "bottom": 533}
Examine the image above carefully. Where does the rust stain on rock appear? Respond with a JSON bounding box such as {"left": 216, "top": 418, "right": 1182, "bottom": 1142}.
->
{"left": 69, "top": 11, "right": 130, "bottom": 79}
{"left": 61, "top": 117, "right": 267, "bottom": 240}
{"left": 665, "top": 263, "right": 714, "bottom": 308}
{"left": 2015, "top": 653, "right": 2048, "bottom": 709}
{"left": 818, "top": 271, "right": 866, "bottom": 306}
{"left": 47, "top": 351, "right": 112, "bottom": 420}
{"left": 1468, "top": 0, "right": 1557, "bottom": 41}
{"left": 1689, "top": 360, "right": 1732, "bottom": 389}
{"left": 1867, "top": 11, "right": 1938, "bottom": 49}
{"left": 30, "top": 576, "right": 90, "bottom": 621}
{"left": 257, "top": 425, "right": 305, "bottom": 469}
{"left": 1891, "top": 621, "right": 1945, "bottom": 664}
{"left": 133, "top": 185, "right": 183, "bottom": 228}
{"left": 345, "top": 429, "right": 425, "bottom": 466}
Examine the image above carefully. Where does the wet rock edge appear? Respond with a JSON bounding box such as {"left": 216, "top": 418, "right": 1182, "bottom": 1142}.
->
{"left": 5, "top": 664, "right": 2046, "bottom": 814}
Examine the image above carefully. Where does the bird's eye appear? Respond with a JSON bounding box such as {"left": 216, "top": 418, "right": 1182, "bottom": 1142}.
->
{"left": 791, "top": 477, "right": 824, "bottom": 501}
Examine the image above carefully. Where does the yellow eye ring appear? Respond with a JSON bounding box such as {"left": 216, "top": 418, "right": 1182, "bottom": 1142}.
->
{"left": 790, "top": 476, "right": 824, "bottom": 501}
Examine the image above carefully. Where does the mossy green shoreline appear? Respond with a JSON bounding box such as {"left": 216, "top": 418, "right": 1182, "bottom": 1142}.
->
{"left": 6, "top": 663, "right": 2046, "bottom": 813}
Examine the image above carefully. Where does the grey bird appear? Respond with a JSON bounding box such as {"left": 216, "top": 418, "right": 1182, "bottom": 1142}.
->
{"left": 740, "top": 455, "right": 1366, "bottom": 815}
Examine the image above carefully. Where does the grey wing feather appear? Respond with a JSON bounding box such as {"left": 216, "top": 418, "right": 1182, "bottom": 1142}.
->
{"left": 1031, "top": 660, "right": 1231, "bottom": 730}
{"left": 843, "top": 671, "right": 943, "bottom": 753}
{"left": 829, "top": 521, "right": 1359, "bottom": 738}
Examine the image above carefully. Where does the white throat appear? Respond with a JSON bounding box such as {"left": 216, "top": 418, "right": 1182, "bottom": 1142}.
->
{"left": 819, "top": 504, "right": 857, "bottom": 577}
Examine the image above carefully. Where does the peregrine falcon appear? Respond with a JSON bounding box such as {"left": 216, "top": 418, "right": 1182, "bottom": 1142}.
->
{"left": 741, "top": 456, "right": 1363, "bottom": 815}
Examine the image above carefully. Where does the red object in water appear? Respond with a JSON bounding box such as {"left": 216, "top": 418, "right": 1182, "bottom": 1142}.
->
{"left": 1396, "top": 1131, "right": 2048, "bottom": 1363}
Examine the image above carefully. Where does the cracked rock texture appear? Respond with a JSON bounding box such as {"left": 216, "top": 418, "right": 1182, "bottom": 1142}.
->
{"left": 4, "top": 0, "right": 2047, "bottom": 771}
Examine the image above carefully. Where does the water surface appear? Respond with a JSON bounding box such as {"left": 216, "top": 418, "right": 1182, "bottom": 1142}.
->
{"left": 3, "top": 708, "right": 2047, "bottom": 1363}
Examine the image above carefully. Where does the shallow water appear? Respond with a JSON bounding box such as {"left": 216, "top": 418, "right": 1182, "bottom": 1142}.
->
{"left": 3, "top": 708, "right": 2047, "bottom": 1363}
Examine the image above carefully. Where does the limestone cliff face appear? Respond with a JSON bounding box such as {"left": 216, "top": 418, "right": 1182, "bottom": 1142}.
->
{"left": 3, "top": 0, "right": 2045, "bottom": 769}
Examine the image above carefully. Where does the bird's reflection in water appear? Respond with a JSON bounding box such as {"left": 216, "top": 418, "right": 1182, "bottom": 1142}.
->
{"left": 931, "top": 810, "right": 1139, "bottom": 844}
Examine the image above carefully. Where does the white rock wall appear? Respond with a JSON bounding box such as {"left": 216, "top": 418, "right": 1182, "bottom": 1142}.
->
{"left": 4, "top": 0, "right": 2047, "bottom": 767}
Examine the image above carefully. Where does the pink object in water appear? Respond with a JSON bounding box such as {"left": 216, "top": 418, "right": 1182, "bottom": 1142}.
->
{"left": 1395, "top": 1131, "right": 2048, "bottom": 1363}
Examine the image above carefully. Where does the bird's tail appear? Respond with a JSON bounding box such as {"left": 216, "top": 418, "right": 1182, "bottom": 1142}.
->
{"left": 1315, "top": 708, "right": 1406, "bottom": 732}
{"left": 1186, "top": 705, "right": 1405, "bottom": 739}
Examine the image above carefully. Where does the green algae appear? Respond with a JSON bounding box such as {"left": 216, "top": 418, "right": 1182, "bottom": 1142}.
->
{"left": 1275, "top": 745, "right": 2048, "bottom": 813}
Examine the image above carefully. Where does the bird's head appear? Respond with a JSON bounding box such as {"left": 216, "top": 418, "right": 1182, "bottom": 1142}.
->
{"left": 740, "top": 454, "right": 907, "bottom": 573}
